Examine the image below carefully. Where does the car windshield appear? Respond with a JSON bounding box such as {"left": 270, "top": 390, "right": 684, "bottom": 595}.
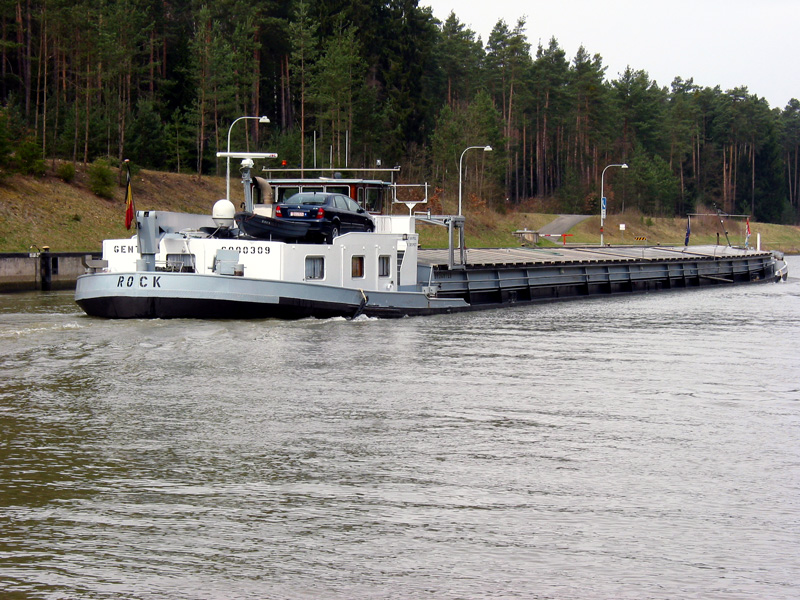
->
{"left": 285, "top": 192, "right": 327, "bottom": 206}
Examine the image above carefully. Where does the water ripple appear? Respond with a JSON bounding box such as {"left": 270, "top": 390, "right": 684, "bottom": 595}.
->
{"left": 1, "top": 263, "right": 800, "bottom": 599}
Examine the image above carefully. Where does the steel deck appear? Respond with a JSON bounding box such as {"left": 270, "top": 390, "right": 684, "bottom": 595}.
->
{"left": 417, "top": 245, "right": 769, "bottom": 269}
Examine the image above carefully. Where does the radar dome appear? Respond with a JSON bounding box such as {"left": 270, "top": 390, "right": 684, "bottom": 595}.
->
{"left": 212, "top": 199, "right": 236, "bottom": 228}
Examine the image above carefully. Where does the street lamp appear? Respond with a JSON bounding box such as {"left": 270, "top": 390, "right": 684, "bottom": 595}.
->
{"left": 226, "top": 115, "right": 270, "bottom": 200}
{"left": 600, "top": 162, "right": 628, "bottom": 246}
{"left": 459, "top": 145, "right": 493, "bottom": 216}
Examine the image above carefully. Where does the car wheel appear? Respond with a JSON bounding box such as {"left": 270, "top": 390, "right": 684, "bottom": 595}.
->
{"left": 327, "top": 225, "right": 340, "bottom": 244}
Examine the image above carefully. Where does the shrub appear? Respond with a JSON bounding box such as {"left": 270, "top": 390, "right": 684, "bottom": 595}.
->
{"left": 15, "top": 138, "right": 46, "bottom": 176}
{"left": 56, "top": 162, "right": 76, "bottom": 183}
{"left": 88, "top": 158, "right": 115, "bottom": 199}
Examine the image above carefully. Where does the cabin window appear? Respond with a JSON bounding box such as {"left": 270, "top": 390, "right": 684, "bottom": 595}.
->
{"left": 396, "top": 250, "right": 405, "bottom": 282}
{"left": 327, "top": 185, "right": 349, "bottom": 196}
{"left": 302, "top": 186, "right": 323, "bottom": 193}
{"left": 365, "top": 188, "right": 382, "bottom": 212}
{"left": 278, "top": 187, "right": 299, "bottom": 202}
{"left": 305, "top": 256, "right": 325, "bottom": 280}
{"left": 379, "top": 255, "right": 391, "bottom": 277}
{"left": 351, "top": 256, "right": 365, "bottom": 278}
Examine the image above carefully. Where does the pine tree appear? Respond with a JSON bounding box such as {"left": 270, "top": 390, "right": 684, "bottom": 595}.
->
{"left": 311, "top": 19, "right": 364, "bottom": 167}
{"left": 289, "top": 0, "right": 318, "bottom": 173}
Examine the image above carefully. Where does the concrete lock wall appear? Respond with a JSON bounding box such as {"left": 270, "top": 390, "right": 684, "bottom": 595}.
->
{"left": 0, "top": 252, "right": 100, "bottom": 292}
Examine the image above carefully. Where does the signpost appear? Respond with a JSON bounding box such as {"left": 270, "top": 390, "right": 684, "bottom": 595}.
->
{"left": 599, "top": 197, "right": 607, "bottom": 246}
{"left": 599, "top": 163, "right": 627, "bottom": 246}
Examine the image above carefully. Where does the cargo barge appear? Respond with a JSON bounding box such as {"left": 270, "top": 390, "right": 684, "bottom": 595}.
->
{"left": 74, "top": 155, "right": 788, "bottom": 320}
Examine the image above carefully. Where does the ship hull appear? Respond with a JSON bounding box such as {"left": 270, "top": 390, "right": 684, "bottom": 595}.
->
{"left": 75, "top": 246, "right": 781, "bottom": 320}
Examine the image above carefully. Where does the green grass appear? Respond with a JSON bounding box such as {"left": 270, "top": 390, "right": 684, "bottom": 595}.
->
{"left": 418, "top": 209, "right": 800, "bottom": 253}
{"left": 0, "top": 164, "right": 226, "bottom": 252}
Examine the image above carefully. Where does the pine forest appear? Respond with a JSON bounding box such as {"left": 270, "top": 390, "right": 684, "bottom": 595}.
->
{"left": 2, "top": 0, "right": 800, "bottom": 224}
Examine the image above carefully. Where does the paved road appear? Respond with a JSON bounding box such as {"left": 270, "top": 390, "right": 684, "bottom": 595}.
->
{"left": 538, "top": 214, "right": 591, "bottom": 235}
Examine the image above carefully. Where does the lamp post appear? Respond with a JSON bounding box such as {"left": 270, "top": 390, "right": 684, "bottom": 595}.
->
{"left": 458, "top": 145, "right": 493, "bottom": 216}
{"left": 600, "top": 162, "right": 628, "bottom": 246}
{"left": 226, "top": 115, "right": 270, "bottom": 200}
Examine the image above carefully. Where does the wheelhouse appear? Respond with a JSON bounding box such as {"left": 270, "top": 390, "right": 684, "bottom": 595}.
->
{"left": 254, "top": 177, "right": 392, "bottom": 214}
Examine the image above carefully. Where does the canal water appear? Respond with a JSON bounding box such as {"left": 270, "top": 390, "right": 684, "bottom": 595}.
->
{"left": 2, "top": 257, "right": 799, "bottom": 599}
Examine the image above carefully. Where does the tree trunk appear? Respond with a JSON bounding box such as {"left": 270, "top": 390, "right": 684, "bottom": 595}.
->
{"left": 280, "top": 54, "right": 288, "bottom": 130}
{"left": 300, "top": 57, "right": 306, "bottom": 172}
{"left": 522, "top": 122, "right": 527, "bottom": 199}
{"left": 72, "top": 69, "right": 79, "bottom": 162}
{"left": 751, "top": 138, "right": 755, "bottom": 216}
{"left": 1, "top": 18, "right": 6, "bottom": 98}
{"left": 792, "top": 145, "right": 800, "bottom": 215}
{"left": 447, "top": 76, "right": 452, "bottom": 108}
{"left": 162, "top": 28, "right": 167, "bottom": 80}
{"left": 252, "top": 43, "right": 260, "bottom": 142}
{"left": 34, "top": 11, "right": 42, "bottom": 140}
{"left": 41, "top": 17, "right": 47, "bottom": 158}
{"left": 149, "top": 30, "right": 155, "bottom": 95}
{"left": 53, "top": 48, "right": 61, "bottom": 166}
{"left": 506, "top": 80, "right": 513, "bottom": 195}
{"left": 15, "top": 2, "right": 24, "bottom": 113}
{"left": 731, "top": 144, "right": 738, "bottom": 214}
{"left": 213, "top": 87, "right": 220, "bottom": 175}
{"left": 118, "top": 70, "right": 130, "bottom": 162}
{"left": 24, "top": 0, "right": 32, "bottom": 117}
{"left": 83, "top": 61, "right": 90, "bottom": 164}
{"left": 541, "top": 92, "right": 549, "bottom": 195}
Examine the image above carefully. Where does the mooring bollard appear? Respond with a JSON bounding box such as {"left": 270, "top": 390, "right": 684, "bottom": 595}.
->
{"left": 40, "top": 246, "right": 52, "bottom": 291}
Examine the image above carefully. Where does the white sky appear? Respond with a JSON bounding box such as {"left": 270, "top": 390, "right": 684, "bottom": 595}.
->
{"left": 422, "top": 0, "right": 798, "bottom": 110}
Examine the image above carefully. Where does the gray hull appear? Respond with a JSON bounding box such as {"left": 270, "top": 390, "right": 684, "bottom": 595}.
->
{"left": 419, "top": 245, "right": 780, "bottom": 306}
{"left": 75, "top": 272, "right": 467, "bottom": 319}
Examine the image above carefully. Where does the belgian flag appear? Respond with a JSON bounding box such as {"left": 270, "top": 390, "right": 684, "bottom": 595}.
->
{"left": 124, "top": 160, "right": 135, "bottom": 230}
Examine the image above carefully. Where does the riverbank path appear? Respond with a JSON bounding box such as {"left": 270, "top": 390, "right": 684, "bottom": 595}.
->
{"left": 538, "top": 214, "right": 591, "bottom": 235}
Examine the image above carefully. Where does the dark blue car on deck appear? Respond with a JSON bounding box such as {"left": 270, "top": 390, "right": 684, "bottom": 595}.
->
{"left": 275, "top": 192, "right": 375, "bottom": 243}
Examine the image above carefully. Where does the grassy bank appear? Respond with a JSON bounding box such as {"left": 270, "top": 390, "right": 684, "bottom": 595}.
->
{"left": 418, "top": 208, "right": 800, "bottom": 253}
{"left": 0, "top": 165, "right": 226, "bottom": 252}
{"left": 2, "top": 167, "right": 800, "bottom": 253}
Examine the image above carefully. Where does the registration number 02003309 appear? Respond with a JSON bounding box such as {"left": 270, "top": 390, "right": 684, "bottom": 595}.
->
{"left": 289, "top": 211, "right": 304, "bottom": 217}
